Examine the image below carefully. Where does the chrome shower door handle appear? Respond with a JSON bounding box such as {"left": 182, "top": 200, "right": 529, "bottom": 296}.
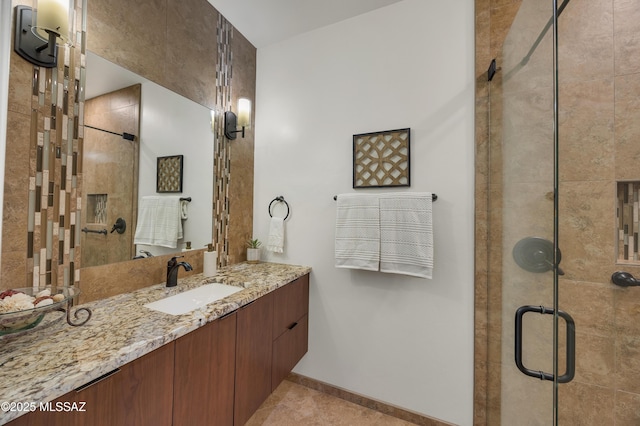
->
{"left": 514, "top": 305, "right": 575, "bottom": 384}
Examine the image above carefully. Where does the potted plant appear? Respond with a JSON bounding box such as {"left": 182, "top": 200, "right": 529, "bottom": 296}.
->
{"left": 246, "top": 238, "right": 262, "bottom": 264}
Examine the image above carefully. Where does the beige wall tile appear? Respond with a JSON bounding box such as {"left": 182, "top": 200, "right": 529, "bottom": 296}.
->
{"left": 615, "top": 335, "right": 640, "bottom": 394}
{"left": 573, "top": 332, "right": 616, "bottom": 387}
{"left": 616, "top": 390, "right": 640, "bottom": 425}
{"left": 86, "top": 0, "right": 166, "bottom": 85}
{"left": 559, "top": 279, "right": 617, "bottom": 336}
{"left": 78, "top": 248, "right": 204, "bottom": 304}
{"left": 3, "top": 111, "right": 31, "bottom": 259}
{"left": 558, "top": 78, "right": 614, "bottom": 182}
{"left": 614, "top": 0, "right": 640, "bottom": 76}
{"left": 558, "top": 180, "right": 616, "bottom": 283}
{"left": 165, "top": 0, "right": 218, "bottom": 109}
{"left": 558, "top": 382, "right": 615, "bottom": 425}
{"left": 614, "top": 73, "right": 640, "bottom": 180}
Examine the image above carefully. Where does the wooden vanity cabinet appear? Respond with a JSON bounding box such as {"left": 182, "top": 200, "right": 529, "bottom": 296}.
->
{"left": 7, "top": 342, "right": 175, "bottom": 426}
{"left": 7, "top": 273, "right": 310, "bottom": 426}
{"left": 173, "top": 312, "right": 237, "bottom": 426}
{"left": 234, "top": 291, "right": 274, "bottom": 426}
{"left": 271, "top": 274, "right": 310, "bottom": 390}
{"left": 233, "top": 273, "right": 310, "bottom": 425}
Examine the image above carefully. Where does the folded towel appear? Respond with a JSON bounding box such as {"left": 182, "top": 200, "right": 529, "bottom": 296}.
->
{"left": 335, "top": 194, "right": 380, "bottom": 271}
{"left": 379, "top": 193, "right": 433, "bottom": 279}
{"left": 267, "top": 217, "right": 285, "bottom": 253}
{"left": 134, "top": 196, "right": 183, "bottom": 248}
{"left": 180, "top": 199, "right": 189, "bottom": 219}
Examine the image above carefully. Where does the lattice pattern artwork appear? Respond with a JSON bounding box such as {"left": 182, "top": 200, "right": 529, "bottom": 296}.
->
{"left": 157, "top": 155, "right": 184, "bottom": 193}
{"left": 353, "top": 128, "right": 410, "bottom": 188}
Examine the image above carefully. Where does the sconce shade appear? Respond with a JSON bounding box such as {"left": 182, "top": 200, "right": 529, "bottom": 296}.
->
{"left": 13, "top": 1, "right": 72, "bottom": 68}
{"left": 33, "top": 0, "right": 72, "bottom": 43}
{"left": 237, "top": 98, "right": 251, "bottom": 129}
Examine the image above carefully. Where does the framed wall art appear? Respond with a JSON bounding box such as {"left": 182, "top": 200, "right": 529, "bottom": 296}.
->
{"left": 353, "top": 128, "right": 410, "bottom": 188}
{"left": 156, "top": 155, "right": 184, "bottom": 193}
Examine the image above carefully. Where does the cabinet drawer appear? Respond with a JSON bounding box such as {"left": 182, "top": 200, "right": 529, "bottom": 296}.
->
{"left": 271, "top": 313, "right": 309, "bottom": 391}
{"left": 272, "top": 274, "right": 309, "bottom": 339}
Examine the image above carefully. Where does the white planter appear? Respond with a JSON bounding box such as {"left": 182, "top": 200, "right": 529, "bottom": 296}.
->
{"left": 247, "top": 248, "right": 261, "bottom": 264}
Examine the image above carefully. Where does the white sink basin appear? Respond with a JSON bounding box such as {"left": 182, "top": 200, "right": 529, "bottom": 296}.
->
{"left": 144, "top": 283, "right": 243, "bottom": 316}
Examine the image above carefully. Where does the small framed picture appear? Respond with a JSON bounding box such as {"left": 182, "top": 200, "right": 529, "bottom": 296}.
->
{"left": 353, "top": 128, "right": 410, "bottom": 188}
{"left": 156, "top": 155, "right": 183, "bottom": 193}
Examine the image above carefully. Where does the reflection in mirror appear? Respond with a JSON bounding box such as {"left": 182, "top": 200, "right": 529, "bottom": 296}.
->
{"left": 82, "top": 52, "right": 214, "bottom": 268}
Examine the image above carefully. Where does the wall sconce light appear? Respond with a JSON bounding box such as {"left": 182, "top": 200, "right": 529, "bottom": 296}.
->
{"left": 13, "top": 0, "right": 73, "bottom": 68}
{"left": 224, "top": 98, "right": 252, "bottom": 140}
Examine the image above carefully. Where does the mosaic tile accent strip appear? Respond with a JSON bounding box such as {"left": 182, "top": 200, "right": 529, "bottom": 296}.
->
{"left": 25, "top": 0, "right": 86, "bottom": 289}
{"left": 353, "top": 128, "right": 410, "bottom": 188}
{"left": 214, "top": 15, "right": 233, "bottom": 267}
{"left": 617, "top": 182, "right": 640, "bottom": 263}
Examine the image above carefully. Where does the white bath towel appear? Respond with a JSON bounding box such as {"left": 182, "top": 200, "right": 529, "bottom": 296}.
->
{"left": 134, "top": 196, "right": 183, "bottom": 248}
{"left": 267, "top": 217, "right": 285, "bottom": 253}
{"left": 334, "top": 194, "right": 380, "bottom": 271}
{"left": 379, "top": 193, "right": 433, "bottom": 279}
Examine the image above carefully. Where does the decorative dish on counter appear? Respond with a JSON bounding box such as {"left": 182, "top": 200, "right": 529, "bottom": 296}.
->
{"left": 0, "top": 286, "right": 92, "bottom": 336}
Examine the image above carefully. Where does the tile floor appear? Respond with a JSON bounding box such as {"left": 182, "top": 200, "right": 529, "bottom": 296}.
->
{"left": 246, "top": 380, "right": 418, "bottom": 425}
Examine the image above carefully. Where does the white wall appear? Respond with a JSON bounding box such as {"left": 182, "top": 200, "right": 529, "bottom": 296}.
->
{"left": 253, "top": 1, "right": 475, "bottom": 424}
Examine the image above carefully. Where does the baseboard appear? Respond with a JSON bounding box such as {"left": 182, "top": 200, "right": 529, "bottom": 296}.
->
{"left": 286, "top": 373, "right": 457, "bottom": 426}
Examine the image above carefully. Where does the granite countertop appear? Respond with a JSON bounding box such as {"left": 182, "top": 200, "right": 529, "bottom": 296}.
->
{"left": 0, "top": 262, "right": 311, "bottom": 425}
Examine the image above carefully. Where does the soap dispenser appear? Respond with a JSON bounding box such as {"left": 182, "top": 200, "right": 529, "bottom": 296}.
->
{"left": 203, "top": 243, "right": 217, "bottom": 277}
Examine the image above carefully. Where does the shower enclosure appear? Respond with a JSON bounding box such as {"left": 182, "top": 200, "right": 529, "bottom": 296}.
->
{"left": 80, "top": 126, "right": 137, "bottom": 267}
{"left": 477, "top": 0, "right": 640, "bottom": 424}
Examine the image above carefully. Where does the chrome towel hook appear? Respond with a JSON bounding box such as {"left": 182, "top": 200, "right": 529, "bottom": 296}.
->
{"left": 269, "top": 196, "right": 290, "bottom": 220}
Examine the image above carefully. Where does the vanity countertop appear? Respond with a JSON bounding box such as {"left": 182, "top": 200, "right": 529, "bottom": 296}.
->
{"left": 0, "top": 262, "right": 311, "bottom": 425}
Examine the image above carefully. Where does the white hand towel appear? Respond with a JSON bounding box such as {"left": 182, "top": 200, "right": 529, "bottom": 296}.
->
{"left": 334, "top": 194, "right": 380, "bottom": 271}
{"left": 134, "top": 196, "right": 159, "bottom": 246}
{"left": 379, "top": 193, "right": 433, "bottom": 279}
{"left": 267, "top": 217, "right": 285, "bottom": 253}
{"left": 155, "top": 196, "right": 183, "bottom": 246}
{"left": 134, "top": 196, "right": 183, "bottom": 248}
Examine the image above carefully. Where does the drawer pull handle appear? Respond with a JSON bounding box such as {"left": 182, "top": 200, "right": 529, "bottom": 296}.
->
{"left": 288, "top": 322, "right": 298, "bottom": 330}
{"left": 75, "top": 368, "right": 120, "bottom": 392}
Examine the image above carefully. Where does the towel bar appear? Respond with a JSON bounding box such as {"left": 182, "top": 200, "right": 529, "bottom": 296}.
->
{"left": 82, "top": 227, "right": 107, "bottom": 235}
{"left": 333, "top": 194, "right": 438, "bottom": 201}
{"left": 179, "top": 197, "right": 191, "bottom": 202}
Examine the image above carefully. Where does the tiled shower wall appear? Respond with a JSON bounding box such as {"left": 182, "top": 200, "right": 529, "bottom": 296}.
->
{"left": 475, "top": 0, "right": 640, "bottom": 424}
{"left": 2, "top": 0, "right": 256, "bottom": 295}
{"left": 82, "top": 84, "right": 140, "bottom": 267}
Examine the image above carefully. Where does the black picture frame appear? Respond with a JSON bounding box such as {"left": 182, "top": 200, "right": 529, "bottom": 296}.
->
{"left": 156, "top": 155, "right": 184, "bottom": 193}
{"left": 353, "top": 128, "right": 410, "bottom": 188}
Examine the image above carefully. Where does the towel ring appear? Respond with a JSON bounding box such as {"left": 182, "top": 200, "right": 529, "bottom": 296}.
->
{"left": 269, "top": 196, "right": 290, "bottom": 220}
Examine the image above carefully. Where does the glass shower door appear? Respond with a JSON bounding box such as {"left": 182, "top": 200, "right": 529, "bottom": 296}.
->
{"left": 489, "top": 0, "right": 574, "bottom": 424}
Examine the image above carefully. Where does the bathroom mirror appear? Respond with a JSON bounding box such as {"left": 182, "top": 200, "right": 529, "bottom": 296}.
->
{"left": 82, "top": 51, "right": 214, "bottom": 267}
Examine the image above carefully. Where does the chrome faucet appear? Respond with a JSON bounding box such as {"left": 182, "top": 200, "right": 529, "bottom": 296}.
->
{"left": 166, "top": 256, "right": 193, "bottom": 287}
